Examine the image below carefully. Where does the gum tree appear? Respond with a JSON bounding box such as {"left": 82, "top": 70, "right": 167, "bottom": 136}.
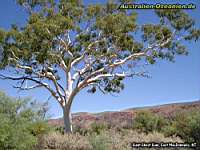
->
{"left": 0, "top": 0, "right": 199, "bottom": 133}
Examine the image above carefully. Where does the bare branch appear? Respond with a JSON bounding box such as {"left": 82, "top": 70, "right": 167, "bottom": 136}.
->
{"left": 15, "top": 63, "right": 66, "bottom": 95}
{"left": 22, "top": 2, "right": 33, "bottom": 14}
{"left": 0, "top": 74, "right": 65, "bottom": 106}
{"left": 43, "top": 71, "right": 66, "bottom": 102}
{"left": 71, "top": 54, "right": 85, "bottom": 68}
{"left": 13, "top": 84, "right": 42, "bottom": 90}
{"left": 110, "top": 52, "right": 146, "bottom": 68}
{"left": 58, "top": 36, "right": 73, "bottom": 57}
{"left": 87, "top": 71, "right": 149, "bottom": 83}
{"left": 76, "top": 35, "right": 174, "bottom": 90}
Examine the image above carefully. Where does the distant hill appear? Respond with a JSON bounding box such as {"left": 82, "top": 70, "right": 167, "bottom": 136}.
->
{"left": 48, "top": 100, "right": 200, "bottom": 128}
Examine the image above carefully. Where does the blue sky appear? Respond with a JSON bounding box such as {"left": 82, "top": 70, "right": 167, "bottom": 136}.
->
{"left": 0, "top": 0, "right": 199, "bottom": 118}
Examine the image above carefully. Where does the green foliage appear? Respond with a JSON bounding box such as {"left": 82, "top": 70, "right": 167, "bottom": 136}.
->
{"left": 0, "top": 115, "right": 37, "bottom": 150}
{"left": 0, "top": 0, "right": 199, "bottom": 96}
{"left": 155, "top": 9, "right": 195, "bottom": 31}
{"left": 90, "top": 122, "right": 108, "bottom": 135}
{"left": 0, "top": 91, "right": 50, "bottom": 150}
{"left": 102, "top": 77, "right": 125, "bottom": 93}
{"left": 132, "top": 110, "right": 167, "bottom": 134}
{"left": 87, "top": 4, "right": 103, "bottom": 19}
{"left": 162, "top": 125, "right": 177, "bottom": 138}
{"left": 53, "top": 125, "right": 65, "bottom": 135}
{"left": 28, "top": 121, "right": 51, "bottom": 136}
{"left": 164, "top": 110, "right": 200, "bottom": 148}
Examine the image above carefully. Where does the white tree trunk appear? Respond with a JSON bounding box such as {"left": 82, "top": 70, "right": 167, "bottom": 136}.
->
{"left": 63, "top": 106, "right": 73, "bottom": 133}
{"left": 62, "top": 88, "right": 79, "bottom": 134}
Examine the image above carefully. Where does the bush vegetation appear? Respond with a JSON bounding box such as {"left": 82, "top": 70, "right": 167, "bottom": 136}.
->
{"left": 90, "top": 122, "right": 109, "bottom": 135}
{"left": 0, "top": 91, "right": 50, "bottom": 150}
{"left": 163, "top": 109, "right": 200, "bottom": 149}
{"left": 132, "top": 110, "right": 167, "bottom": 134}
{"left": 37, "top": 130, "right": 184, "bottom": 150}
{"left": 132, "top": 109, "right": 200, "bottom": 149}
{"left": 1, "top": 90, "right": 200, "bottom": 149}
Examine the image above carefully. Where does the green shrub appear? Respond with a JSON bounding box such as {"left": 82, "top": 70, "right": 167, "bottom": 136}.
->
{"left": 168, "top": 109, "right": 200, "bottom": 149}
{"left": 90, "top": 122, "right": 108, "bottom": 135}
{"left": 132, "top": 110, "right": 167, "bottom": 134}
{"left": 53, "top": 126, "right": 65, "bottom": 134}
{"left": 162, "top": 125, "right": 177, "bottom": 137}
{"left": 29, "top": 121, "right": 51, "bottom": 136}
{"left": 0, "top": 91, "right": 50, "bottom": 150}
{"left": 188, "top": 111, "right": 200, "bottom": 149}
{"left": 74, "top": 125, "right": 91, "bottom": 136}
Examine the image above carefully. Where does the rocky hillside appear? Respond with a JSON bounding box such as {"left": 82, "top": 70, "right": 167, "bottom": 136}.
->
{"left": 48, "top": 100, "right": 200, "bottom": 128}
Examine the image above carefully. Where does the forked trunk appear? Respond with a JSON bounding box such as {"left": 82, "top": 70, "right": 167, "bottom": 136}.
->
{"left": 63, "top": 106, "right": 73, "bottom": 133}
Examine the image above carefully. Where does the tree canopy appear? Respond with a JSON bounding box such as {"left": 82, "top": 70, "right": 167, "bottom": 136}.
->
{"left": 0, "top": 0, "right": 199, "bottom": 133}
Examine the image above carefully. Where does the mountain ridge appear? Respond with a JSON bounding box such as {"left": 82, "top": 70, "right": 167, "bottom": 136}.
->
{"left": 48, "top": 100, "right": 200, "bottom": 128}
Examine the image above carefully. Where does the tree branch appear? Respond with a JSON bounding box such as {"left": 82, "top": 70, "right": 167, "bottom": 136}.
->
{"left": 0, "top": 74, "right": 64, "bottom": 106}
{"left": 13, "top": 84, "right": 42, "bottom": 90}
{"left": 76, "top": 35, "right": 173, "bottom": 90}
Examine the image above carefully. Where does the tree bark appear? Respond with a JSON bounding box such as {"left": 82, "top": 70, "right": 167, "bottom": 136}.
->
{"left": 63, "top": 106, "right": 73, "bottom": 133}
{"left": 62, "top": 88, "right": 79, "bottom": 134}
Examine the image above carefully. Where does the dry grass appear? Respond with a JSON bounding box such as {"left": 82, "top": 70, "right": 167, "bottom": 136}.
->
{"left": 88, "top": 130, "right": 185, "bottom": 150}
{"left": 36, "top": 129, "right": 186, "bottom": 150}
{"left": 36, "top": 132, "right": 92, "bottom": 150}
